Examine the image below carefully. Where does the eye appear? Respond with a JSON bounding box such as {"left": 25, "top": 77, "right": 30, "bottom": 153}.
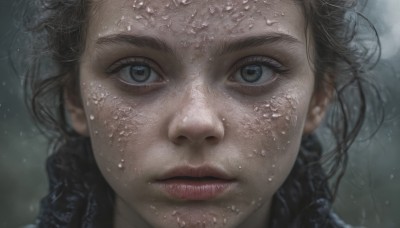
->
{"left": 107, "top": 58, "right": 163, "bottom": 85}
{"left": 238, "top": 64, "right": 272, "bottom": 83}
{"left": 120, "top": 63, "right": 160, "bottom": 84}
{"left": 230, "top": 56, "right": 284, "bottom": 85}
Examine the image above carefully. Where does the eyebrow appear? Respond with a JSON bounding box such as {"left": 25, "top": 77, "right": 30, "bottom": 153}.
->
{"left": 95, "top": 33, "right": 302, "bottom": 56}
{"left": 216, "top": 33, "right": 302, "bottom": 56}
{"left": 96, "top": 34, "right": 174, "bottom": 53}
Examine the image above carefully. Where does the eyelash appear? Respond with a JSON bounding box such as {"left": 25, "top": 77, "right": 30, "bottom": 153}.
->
{"left": 231, "top": 56, "right": 288, "bottom": 77}
{"left": 106, "top": 57, "right": 161, "bottom": 75}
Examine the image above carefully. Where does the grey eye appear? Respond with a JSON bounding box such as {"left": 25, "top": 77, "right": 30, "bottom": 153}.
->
{"left": 233, "top": 64, "right": 274, "bottom": 84}
{"left": 240, "top": 65, "right": 263, "bottom": 83}
{"left": 129, "top": 65, "right": 151, "bottom": 83}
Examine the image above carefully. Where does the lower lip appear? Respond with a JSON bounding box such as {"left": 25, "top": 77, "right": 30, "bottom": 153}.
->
{"left": 157, "top": 179, "right": 234, "bottom": 200}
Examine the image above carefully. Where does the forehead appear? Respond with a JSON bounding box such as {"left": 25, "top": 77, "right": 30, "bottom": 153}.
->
{"left": 88, "top": 0, "right": 306, "bottom": 43}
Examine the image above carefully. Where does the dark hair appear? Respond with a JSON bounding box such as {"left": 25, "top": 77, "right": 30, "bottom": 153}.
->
{"left": 20, "top": 0, "right": 382, "bottom": 227}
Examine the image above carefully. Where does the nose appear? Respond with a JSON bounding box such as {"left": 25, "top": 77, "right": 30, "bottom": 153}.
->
{"left": 168, "top": 84, "right": 224, "bottom": 146}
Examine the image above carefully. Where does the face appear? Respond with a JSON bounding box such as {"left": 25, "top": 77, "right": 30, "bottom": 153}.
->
{"left": 73, "top": 0, "right": 320, "bottom": 227}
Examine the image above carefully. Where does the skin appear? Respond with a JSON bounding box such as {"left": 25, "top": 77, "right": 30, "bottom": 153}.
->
{"left": 67, "top": 0, "right": 329, "bottom": 227}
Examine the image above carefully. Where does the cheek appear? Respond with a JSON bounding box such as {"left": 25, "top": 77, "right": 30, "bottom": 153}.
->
{"left": 230, "top": 92, "right": 308, "bottom": 193}
{"left": 82, "top": 82, "right": 145, "bottom": 183}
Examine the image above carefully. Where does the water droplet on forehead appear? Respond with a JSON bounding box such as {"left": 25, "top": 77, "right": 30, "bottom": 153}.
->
{"left": 146, "top": 6, "right": 155, "bottom": 14}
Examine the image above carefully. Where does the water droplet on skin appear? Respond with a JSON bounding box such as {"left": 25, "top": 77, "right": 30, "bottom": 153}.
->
{"left": 150, "top": 205, "right": 157, "bottom": 210}
{"left": 146, "top": 6, "right": 155, "bottom": 14}
{"left": 223, "top": 218, "right": 227, "bottom": 224}
{"left": 268, "top": 177, "right": 273, "bottom": 182}
{"left": 172, "top": 210, "right": 177, "bottom": 216}
{"left": 213, "top": 217, "right": 217, "bottom": 224}
{"left": 238, "top": 165, "right": 242, "bottom": 169}
{"left": 266, "top": 19, "right": 277, "bottom": 26}
{"left": 254, "top": 107, "right": 259, "bottom": 112}
{"left": 94, "top": 131, "right": 99, "bottom": 135}
{"left": 261, "top": 150, "right": 266, "bottom": 157}
{"left": 90, "top": 115, "right": 95, "bottom": 120}
{"left": 109, "top": 133, "right": 113, "bottom": 138}
{"left": 243, "top": 0, "right": 249, "bottom": 3}
{"left": 127, "top": 25, "right": 131, "bottom": 31}
{"left": 231, "top": 205, "right": 236, "bottom": 211}
{"left": 118, "top": 163, "right": 124, "bottom": 169}
{"left": 390, "top": 174, "right": 395, "bottom": 180}
{"left": 113, "top": 116, "right": 119, "bottom": 120}
{"left": 244, "top": 5, "right": 250, "bottom": 10}
{"left": 281, "top": 131, "right": 286, "bottom": 135}
{"left": 225, "top": 5, "right": 233, "bottom": 11}
{"left": 178, "top": 0, "right": 192, "bottom": 5}
{"left": 272, "top": 113, "right": 282, "bottom": 118}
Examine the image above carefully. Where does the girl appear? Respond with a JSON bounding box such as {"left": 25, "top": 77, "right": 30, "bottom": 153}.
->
{"left": 22, "top": 0, "right": 382, "bottom": 227}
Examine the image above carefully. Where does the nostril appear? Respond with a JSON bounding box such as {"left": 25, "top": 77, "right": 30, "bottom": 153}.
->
{"left": 205, "top": 136, "right": 219, "bottom": 144}
{"left": 175, "top": 135, "right": 187, "bottom": 144}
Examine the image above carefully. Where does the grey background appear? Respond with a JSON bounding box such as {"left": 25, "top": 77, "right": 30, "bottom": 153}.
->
{"left": 1, "top": 0, "right": 399, "bottom": 227}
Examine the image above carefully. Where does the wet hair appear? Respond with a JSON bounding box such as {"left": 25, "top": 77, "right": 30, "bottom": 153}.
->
{"left": 19, "top": 0, "right": 382, "bottom": 227}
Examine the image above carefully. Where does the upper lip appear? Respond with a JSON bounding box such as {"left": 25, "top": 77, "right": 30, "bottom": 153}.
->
{"left": 156, "top": 165, "right": 234, "bottom": 181}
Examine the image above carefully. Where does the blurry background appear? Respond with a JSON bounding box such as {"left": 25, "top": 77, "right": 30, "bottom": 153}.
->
{"left": 0, "top": 0, "right": 399, "bottom": 227}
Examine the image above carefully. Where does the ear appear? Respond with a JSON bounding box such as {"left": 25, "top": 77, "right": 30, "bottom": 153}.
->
{"left": 65, "top": 90, "right": 90, "bottom": 136}
{"left": 303, "top": 74, "right": 334, "bottom": 134}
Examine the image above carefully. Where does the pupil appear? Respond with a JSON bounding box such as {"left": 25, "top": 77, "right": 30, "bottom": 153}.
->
{"left": 130, "top": 65, "right": 150, "bottom": 82}
{"left": 241, "top": 65, "right": 262, "bottom": 82}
